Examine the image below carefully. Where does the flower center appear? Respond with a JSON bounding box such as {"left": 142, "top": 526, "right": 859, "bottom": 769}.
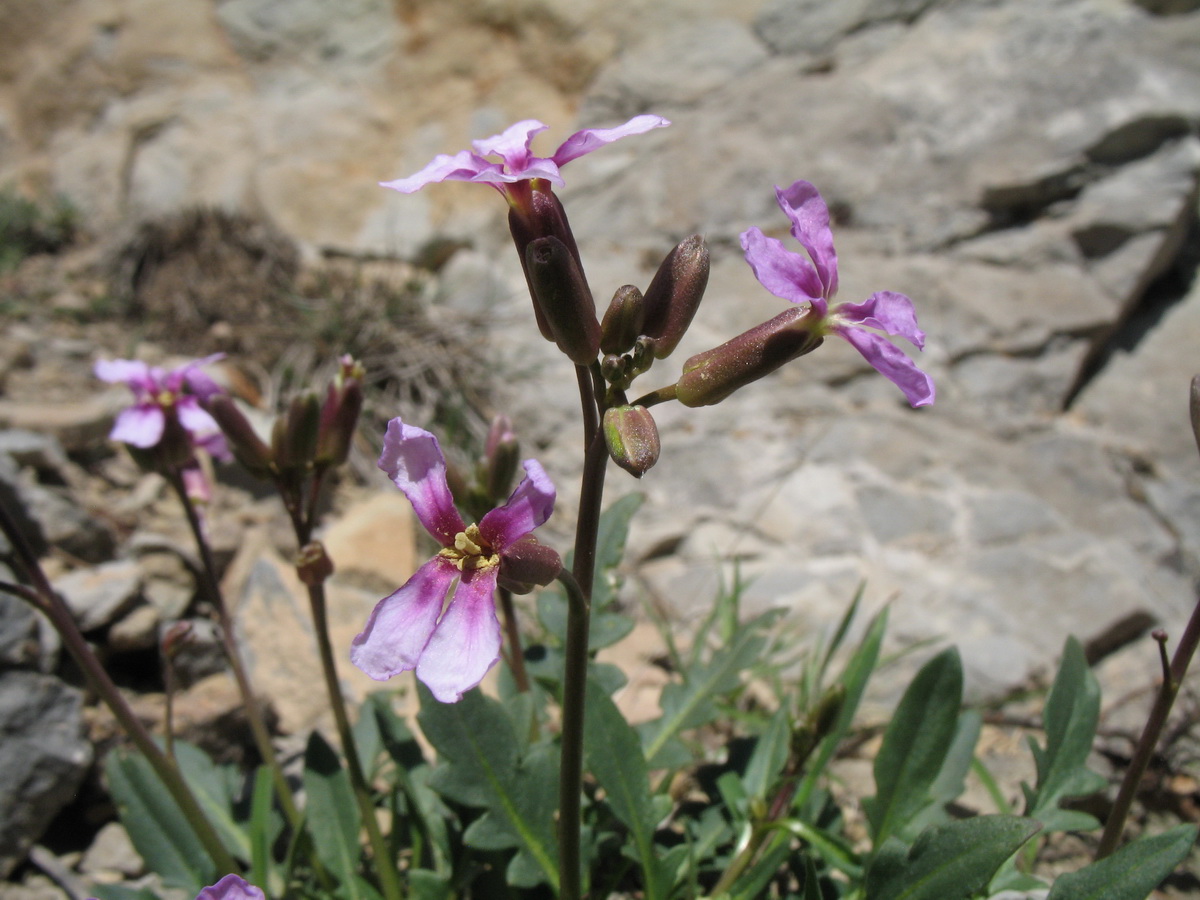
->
{"left": 438, "top": 524, "right": 500, "bottom": 572}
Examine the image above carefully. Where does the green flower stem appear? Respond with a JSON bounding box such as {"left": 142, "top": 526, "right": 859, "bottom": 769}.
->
{"left": 1096, "top": 590, "right": 1200, "bottom": 859}
{"left": 0, "top": 502, "right": 239, "bottom": 876}
{"left": 558, "top": 361, "right": 610, "bottom": 900}
{"left": 303, "top": 576, "right": 406, "bottom": 900}
{"left": 166, "top": 469, "right": 303, "bottom": 832}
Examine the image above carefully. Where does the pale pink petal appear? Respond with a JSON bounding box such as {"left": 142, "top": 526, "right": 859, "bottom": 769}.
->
{"left": 740, "top": 227, "right": 826, "bottom": 306}
{"left": 351, "top": 558, "right": 457, "bottom": 680}
{"left": 180, "top": 355, "right": 226, "bottom": 400}
{"left": 110, "top": 404, "right": 165, "bottom": 447}
{"left": 415, "top": 568, "right": 502, "bottom": 702}
{"left": 837, "top": 326, "right": 936, "bottom": 408}
{"left": 381, "top": 150, "right": 497, "bottom": 193}
{"left": 94, "top": 358, "right": 155, "bottom": 394}
{"left": 775, "top": 181, "right": 839, "bottom": 297}
{"left": 176, "top": 399, "right": 231, "bottom": 461}
{"left": 552, "top": 115, "right": 671, "bottom": 166}
{"left": 835, "top": 291, "right": 926, "bottom": 349}
{"left": 479, "top": 459, "right": 556, "bottom": 550}
{"left": 471, "top": 119, "right": 548, "bottom": 169}
{"left": 181, "top": 465, "right": 212, "bottom": 505}
{"left": 377, "top": 418, "right": 465, "bottom": 546}
{"left": 196, "top": 874, "right": 266, "bottom": 900}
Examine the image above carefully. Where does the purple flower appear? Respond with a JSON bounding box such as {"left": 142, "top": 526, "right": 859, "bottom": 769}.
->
{"left": 195, "top": 875, "right": 265, "bottom": 900}
{"left": 351, "top": 418, "right": 555, "bottom": 703}
{"left": 380, "top": 115, "right": 669, "bottom": 205}
{"left": 95, "top": 355, "right": 232, "bottom": 460}
{"left": 740, "top": 181, "right": 935, "bottom": 407}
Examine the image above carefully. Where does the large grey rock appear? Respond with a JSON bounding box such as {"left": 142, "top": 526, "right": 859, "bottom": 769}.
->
{"left": 53, "top": 560, "right": 142, "bottom": 633}
{"left": 0, "top": 671, "right": 92, "bottom": 879}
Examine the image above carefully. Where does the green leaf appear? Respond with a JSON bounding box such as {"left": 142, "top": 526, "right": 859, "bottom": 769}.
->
{"left": 173, "top": 741, "right": 252, "bottom": 861}
{"left": 419, "top": 686, "right": 559, "bottom": 889}
{"left": 247, "top": 766, "right": 282, "bottom": 895}
{"left": 864, "top": 815, "right": 1040, "bottom": 900}
{"left": 584, "top": 682, "right": 669, "bottom": 900}
{"left": 741, "top": 705, "right": 792, "bottom": 802}
{"left": 801, "top": 853, "right": 823, "bottom": 900}
{"left": 640, "top": 609, "right": 783, "bottom": 766}
{"left": 89, "top": 886, "right": 162, "bottom": 900}
{"left": 1024, "top": 637, "right": 1106, "bottom": 831}
{"left": 302, "top": 731, "right": 364, "bottom": 893}
{"left": 794, "top": 606, "right": 887, "bottom": 811}
{"left": 863, "top": 647, "right": 963, "bottom": 845}
{"left": 903, "top": 710, "right": 982, "bottom": 838}
{"left": 1046, "top": 825, "right": 1198, "bottom": 900}
{"left": 104, "top": 749, "right": 215, "bottom": 892}
{"left": 408, "top": 869, "right": 452, "bottom": 900}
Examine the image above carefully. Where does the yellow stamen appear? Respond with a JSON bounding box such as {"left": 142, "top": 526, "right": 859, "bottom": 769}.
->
{"left": 437, "top": 523, "right": 499, "bottom": 572}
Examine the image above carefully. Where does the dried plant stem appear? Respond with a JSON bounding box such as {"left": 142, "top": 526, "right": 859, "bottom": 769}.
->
{"left": 1096, "top": 591, "right": 1200, "bottom": 859}
{"left": 0, "top": 502, "right": 239, "bottom": 875}
{"left": 498, "top": 586, "right": 531, "bottom": 693}
{"left": 167, "top": 470, "right": 303, "bottom": 830}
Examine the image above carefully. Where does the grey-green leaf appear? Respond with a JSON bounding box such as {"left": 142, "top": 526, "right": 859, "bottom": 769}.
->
{"left": 1046, "top": 825, "right": 1198, "bottom": 900}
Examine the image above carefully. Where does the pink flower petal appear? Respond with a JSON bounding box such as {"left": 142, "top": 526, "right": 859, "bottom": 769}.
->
{"left": 381, "top": 150, "right": 498, "bottom": 193}
{"left": 739, "top": 227, "right": 826, "bottom": 306}
{"left": 415, "top": 567, "right": 503, "bottom": 702}
{"left": 775, "top": 180, "right": 839, "bottom": 298}
{"left": 837, "top": 326, "right": 936, "bottom": 407}
{"left": 552, "top": 115, "right": 670, "bottom": 166}
{"left": 471, "top": 119, "right": 548, "bottom": 169}
{"left": 377, "top": 418, "right": 465, "bottom": 546}
{"left": 110, "top": 404, "right": 165, "bottom": 447}
{"left": 350, "top": 558, "right": 457, "bottom": 680}
{"left": 94, "top": 358, "right": 154, "bottom": 394}
{"left": 835, "top": 291, "right": 926, "bottom": 349}
{"left": 479, "top": 459, "right": 556, "bottom": 550}
{"left": 196, "top": 874, "right": 266, "bottom": 900}
{"left": 180, "top": 355, "right": 226, "bottom": 401}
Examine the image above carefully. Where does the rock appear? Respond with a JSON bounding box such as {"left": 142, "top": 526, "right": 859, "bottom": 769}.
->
{"left": 78, "top": 820, "right": 143, "bottom": 879}
{"left": 106, "top": 603, "right": 161, "bottom": 653}
{"left": 0, "top": 671, "right": 92, "bottom": 879}
{"left": 132, "top": 548, "right": 196, "bottom": 619}
{"left": 53, "top": 560, "right": 142, "bottom": 633}
{"left": 0, "top": 588, "right": 41, "bottom": 669}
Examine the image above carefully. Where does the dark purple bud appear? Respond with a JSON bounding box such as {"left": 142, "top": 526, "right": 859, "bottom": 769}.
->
{"left": 526, "top": 236, "right": 601, "bottom": 366}
{"left": 498, "top": 535, "right": 563, "bottom": 593}
{"left": 1191, "top": 375, "right": 1200, "bottom": 460}
{"left": 296, "top": 540, "right": 335, "bottom": 587}
{"left": 483, "top": 415, "right": 520, "bottom": 504}
{"left": 509, "top": 190, "right": 585, "bottom": 342}
{"left": 603, "top": 404, "right": 661, "bottom": 477}
{"left": 273, "top": 393, "right": 321, "bottom": 471}
{"left": 207, "top": 395, "right": 275, "bottom": 476}
{"left": 316, "top": 362, "right": 364, "bottom": 469}
{"left": 642, "top": 235, "right": 709, "bottom": 359}
{"left": 675, "top": 306, "right": 823, "bottom": 408}
{"left": 600, "top": 285, "right": 646, "bottom": 355}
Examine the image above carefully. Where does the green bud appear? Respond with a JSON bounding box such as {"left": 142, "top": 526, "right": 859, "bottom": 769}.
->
{"left": 603, "top": 405, "right": 661, "bottom": 478}
{"left": 207, "top": 395, "right": 274, "bottom": 476}
{"left": 675, "top": 307, "right": 823, "bottom": 408}
{"left": 600, "top": 285, "right": 646, "bottom": 355}
{"left": 642, "top": 235, "right": 710, "bottom": 359}
{"left": 273, "top": 393, "right": 321, "bottom": 472}
{"left": 526, "top": 236, "right": 601, "bottom": 366}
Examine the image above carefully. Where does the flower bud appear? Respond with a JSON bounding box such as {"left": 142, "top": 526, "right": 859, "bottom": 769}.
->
{"left": 642, "top": 235, "right": 710, "bottom": 359}
{"left": 273, "top": 393, "right": 321, "bottom": 471}
{"left": 498, "top": 535, "right": 563, "bottom": 593}
{"left": 207, "top": 394, "right": 274, "bottom": 476}
{"left": 1191, "top": 374, "right": 1200, "bottom": 461}
{"left": 600, "top": 285, "right": 646, "bottom": 355}
{"left": 675, "top": 307, "right": 823, "bottom": 408}
{"left": 509, "top": 190, "right": 585, "bottom": 342}
{"left": 603, "top": 405, "right": 661, "bottom": 477}
{"left": 525, "top": 236, "right": 601, "bottom": 366}
{"left": 316, "top": 365, "right": 364, "bottom": 469}
{"left": 297, "top": 541, "right": 335, "bottom": 587}
{"left": 483, "top": 415, "right": 520, "bottom": 504}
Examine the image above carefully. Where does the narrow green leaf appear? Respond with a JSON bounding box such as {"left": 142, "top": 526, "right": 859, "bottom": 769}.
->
{"left": 584, "top": 683, "right": 669, "bottom": 900}
{"left": 864, "top": 647, "right": 963, "bottom": 845}
{"left": 903, "top": 710, "right": 983, "bottom": 838}
{"left": 173, "top": 741, "right": 252, "bottom": 861}
{"left": 742, "top": 706, "right": 792, "bottom": 802}
{"left": 794, "top": 606, "right": 887, "bottom": 811}
{"left": 776, "top": 818, "right": 863, "bottom": 879}
{"left": 1046, "top": 825, "right": 1198, "bottom": 900}
{"left": 247, "top": 766, "right": 278, "bottom": 894}
{"left": 864, "top": 815, "right": 1041, "bottom": 900}
{"left": 802, "top": 853, "right": 823, "bottom": 900}
{"left": 104, "top": 749, "right": 214, "bottom": 892}
{"left": 303, "top": 731, "right": 364, "bottom": 893}
{"left": 1025, "top": 637, "right": 1106, "bottom": 831}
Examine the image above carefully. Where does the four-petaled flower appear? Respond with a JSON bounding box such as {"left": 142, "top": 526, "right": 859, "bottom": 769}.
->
{"left": 380, "top": 115, "right": 669, "bottom": 207}
{"left": 740, "top": 181, "right": 935, "bottom": 407}
{"left": 351, "top": 418, "right": 555, "bottom": 703}
{"left": 94, "top": 355, "right": 232, "bottom": 460}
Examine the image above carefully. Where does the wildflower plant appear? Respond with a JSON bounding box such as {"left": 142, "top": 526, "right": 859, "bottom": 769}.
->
{"left": 2, "top": 114, "right": 1198, "bottom": 900}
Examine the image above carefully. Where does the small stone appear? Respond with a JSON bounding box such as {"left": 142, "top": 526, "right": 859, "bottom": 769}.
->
{"left": 53, "top": 560, "right": 142, "bottom": 633}
{"left": 135, "top": 550, "right": 196, "bottom": 619}
{"left": 107, "top": 603, "right": 162, "bottom": 653}
{"left": 78, "top": 821, "right": 144, "bottom": 879}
